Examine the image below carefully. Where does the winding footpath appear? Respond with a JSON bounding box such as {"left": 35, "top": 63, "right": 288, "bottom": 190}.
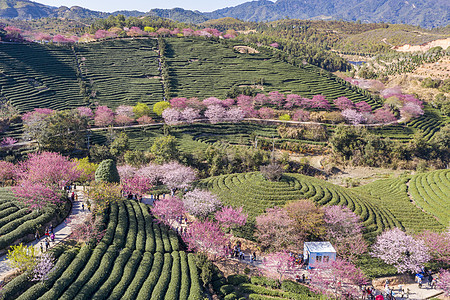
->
{"left": 0, "top": 189, "right": 89, "bottom": 281}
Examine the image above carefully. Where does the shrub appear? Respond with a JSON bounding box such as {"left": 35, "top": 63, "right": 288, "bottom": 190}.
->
{"left": 153, "top": 101, "right": 171, "bottom": 116}
{"left": 260, "top": 162, "right": 283, "bottom": 182}
{"left": 94, "top": 159, "right": 120, "bottom": 183}
{"left": 227, "top": 274, "right": 249, "bottom": 286}
{"left": 278, "top": 114, "right": 291, "bottom": 121}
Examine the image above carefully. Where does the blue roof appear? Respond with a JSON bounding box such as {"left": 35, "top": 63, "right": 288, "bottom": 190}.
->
{"left": 304, "top": 242, "right": 336, "bottom": 253}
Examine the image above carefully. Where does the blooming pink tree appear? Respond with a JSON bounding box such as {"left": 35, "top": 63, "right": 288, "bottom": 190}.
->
{"left": 255, "top": 207, "right": 296, "bottom": 251}
{"left": 76, "top": 107, "right": 94, "bottom": 118}
{"left": 258, "top": 107, "right": 275, "bottom": 119}
{"left": 323, "top": 205, "right": 367, "bottom": 262}
{"left": 374, "top": 109, "right": 396, "bottom": 123}
{"left": 215, "top": 206, "right": 247, "bottom": 229}
{"left": 437, "top": 270, "right": 450, "bottom": 296}
{"left": 226, "top": 107, "right": 245, "bottom": 122}
{"left": 0, "top": 161, "right": 16, "bottom": 184}
{"left": 117, "top": 164, "right": 137, "bottom": 180}
{"left": 115, "top": 114, "right": 134, "bottom": 126}
{"left": 115, "top": 105, "right": 135, "bottom": 118}
{"left": 151, "top": 196, "right": 186, "bottom": 226}
{"left": 159, "top": 162, "right": 196, "bottom": 193}
{"left": 32, "top": 253, "right": 54, "bottom": 282}
{"left": 253, "top": 94, "right": 269, "bottom": 107}
{"left": 418, "top": 230, "right": 450, "bottom": 264}
{"left": 341, "top": 109, "right": 366, "bottom": 125}
{"left": 203, "top": 97, "right": 224, "bottom": 107}
{"left": 355, "top": 101, "right": 372, "bottom": 113}
{"left": 309, "top": 259, "right": 368, "bottom": 299}
{"left": 371, "top": 228, "right": 431, "bottom": 273}
{"left": 162, "top": 108, "right": 182, "bottom": 125}
{"left": 170, "top": 97, "right": 188, "bottom": 109}
{"left": 94, "top": 106, "right": 114, "bottom": 127}
{"left": 138, "top": 163, "right": 161, "bottom": 185}
{"left": 16, "top": 152, "right": 80, "bottom": 189}
{"left": 293, "top": 109, "right": 310, "bottom": 122}
{"left": 400, "top": 102, "right": 424, "bottom": 119}
{"left": 12, "top": 182, "right": 61, "bottom": 210}
{"left": 333, "top": 97, "right": 355, "bottom": 111}
{"left": 137, "top": 115, "right": 153, "bottom": 125}
{"left": 237, "top": 95, "right": 258, "bottom": 117}
{"left": 181, "top": 107, "right": 201, "bottom": 123}
{"left": 22, "top": 108, "right": 54, "bottom": 122}
{"left": 284, "top": 94, "right": 302, "bottom": 109}
{"left": 205, "top": 104, "right": 227, "bottom": 124}
{"left": 34, "top": 32, "right": 52, "bottom": 42}
{"left": 121, "top": 176, "right": 153, "bottom": 196}
{"left": 270, "top": 42, "right": 279, "bottom": 48}
{"left": 268, "top": 91, "right": 285, "bottom": 107}
{"left": 311, "top": 95, "right": 331, "bottom": 110}
{"left": 182, "top": 219, "right": 228, "bottom": 257}
{"left": 183, "top": 189, "right": 221, "bottom": 218}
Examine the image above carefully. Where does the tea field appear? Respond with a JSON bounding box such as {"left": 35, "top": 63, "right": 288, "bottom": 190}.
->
{"left": 75, "top": 39, "right": 164, "bottom": 109}
{"left": 2, "top": 200, "right": 203, "bottom": 300}
{"left": 0, "top": 188, "right": 69, "bottom": 252}
{"left": 165, "top": 38, "right": 380, "bottom": 108}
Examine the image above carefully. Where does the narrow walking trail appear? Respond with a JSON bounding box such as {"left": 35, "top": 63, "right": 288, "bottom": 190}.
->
{"left": 0, "top": 190, "right": 89, "bottom": 281}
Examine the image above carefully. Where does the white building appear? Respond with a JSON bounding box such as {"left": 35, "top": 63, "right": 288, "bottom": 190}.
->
{"left": 303, "top": 241, "right": 336, "bottom": 268}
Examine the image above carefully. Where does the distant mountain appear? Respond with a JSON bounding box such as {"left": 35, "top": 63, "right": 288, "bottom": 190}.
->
{"left": 0, "top": 0, "right": 448, "bottom": 28}
{"left": 205, "top": 0, "right": 449, "bottom": 28}
{"left": 148, "top": 8, "right": 209, "bottom": 24}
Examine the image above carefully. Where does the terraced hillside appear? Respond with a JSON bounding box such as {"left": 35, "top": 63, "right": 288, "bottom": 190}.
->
{"left": 0, "top": 188, "right": 69, "bottom": 252}
{"left": 75, "top": 39, "right": 164, "bottom": 109}
{"left": 354, "top": 173, "right": 446, "bottom": 233}
{"left": 408, "top": 169, "right": 450, "bottom": 226}
{"left": 165, "top": 38, "right": 380, "bottom": 108}
{"left": 2, "top": 200, "right": 202, "bottom": 300}
{"left": 197, "top": 172, "right": 401, "bottom": 240}
{"left": 0, "top": 43, "right": 84, "bottom": 112}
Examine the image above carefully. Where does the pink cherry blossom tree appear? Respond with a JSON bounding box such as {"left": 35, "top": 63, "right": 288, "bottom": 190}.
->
{"left": 1, "top": 136, "right": 17, "bottom": 147}
{"left": 22, "top": 108, "right": 54, "bottom": 122}
{"left": 151, "top": 196, "right": 186, "bottom": 226}
{"left": 0, "top": 161, "right": 16, "bottom": 185}
{"left": 181, "top": 107, "right": 201, "bottom": 123}
{"left": 418, "top": 230, "right": 450, "bottom": 264}
{"left": 309, "top": 259, "right": 368, "bottom": 299}
{"left": 162, "top": 108, "right": 182, "bottom": 125}
{"left": 333, "top": 97, "right": 355, "bottom": 111}
{"left": 400, "top": 102, "right": 424, "bottom": 119}
{"left": 76, "top": 107, "right": 94, "bottom": 118}
{"left": 203, "top": 97, "right": 224, "bottom": 107}
{"left": 371, "top": 228, "right": 431, "bottom": 273}
{"left": 374, "top": 109, "right": 396, "bottom": 123}
{"left": 182, "top": 219, "right": 228, "bottom": 257}
{"left": 138, "top": 163, "right": 161, "bottom": 185}
{"left": 253, "top": 94, "right": 270, "bottom": 106}
{"left": 117, "top": 164, "right": 137, "bottom": 180}
{"left": 284, "top": 94, "right": 302, "bottom": 109}
{"left": 341, "top": 109, "right": 367, "bottom": 125}
{"left": 355, "top": 101, "right": 372, "bottom": 113}
{"left": 258, "top": 107, "right": 275, "bottom": 119}
{"left": 94, "top": 106, "right": 114, "bottom": 127}
{"left": 237, "top": 95, "right": 258, "bottom": 117}
{"left": 170, "top": 97, "right": 188, "bottom": 109}
{"left": 115, "top": 105, "right": 135, "bottom": 118}
{"left": 323, "top": 205, "right": 367, "bottom": 262}
{"left": 159, "top": 162, "right": 196, "bottom": 193}
{"left": 115, "top": 114, "right": 134, "bottom": 126}
{"left": 293, "top": 109, "right": 310, "bottom": 122}
{"left": 137, "top": 115, "right": 153, "bottom": 125}
{"left": 183, "top": 189, "right": 221, "bottom": 218}
{"left": 255, "top": 207, "right": 296, "bottom": 251}
{"left": 269, "top": 42, "right": 279, "bottom": 48}
{"left": 437, "top": 269, "right": 450, "bottom": 296}
{"left": 121, "top": 176, "right": 153, "bottom": 196}
{"left": 226, "top": 107, "right": 245, "bottom": 122}
{"left": 16, "top": 152, "right": 80, "bottom": 189}
{"left": 12, "top": 182, "right": 61, "bottom": 210}
{"left": 215, "top": 206, "right": 248, "bottom": 229}
{"left": 311, "top": 95, "right": 331, "bottom": 110}
{"left": 205, "top": 104, "right": 227, "bottom": 124}
{"left": 268, "top": 91, "right": 285, "bottom": 107}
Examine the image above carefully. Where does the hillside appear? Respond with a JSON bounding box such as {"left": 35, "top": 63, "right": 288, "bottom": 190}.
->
{"left": 0, "top": 0, "right": 448, "bottom": 28}
{"left": 205, "top": 0, "right": 449, "bottom": 28}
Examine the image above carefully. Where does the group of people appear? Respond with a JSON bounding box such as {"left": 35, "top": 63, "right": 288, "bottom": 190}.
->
{"left": 35, "top": 224, "right": 56, "bottom": 253}
{"left": 226, "top": 241, "right": 257, "bottom": 263}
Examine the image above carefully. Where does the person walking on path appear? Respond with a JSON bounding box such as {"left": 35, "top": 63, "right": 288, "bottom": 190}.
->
{"left": 35, "top": 230, "right": 39, "bottom": 241}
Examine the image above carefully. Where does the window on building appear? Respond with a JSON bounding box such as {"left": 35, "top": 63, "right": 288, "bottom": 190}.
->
{"left": 323, "top": 256, "right": 329, "bottom": 263}
{"left": 316, "top": 255, "right": 322, "bottom": 262}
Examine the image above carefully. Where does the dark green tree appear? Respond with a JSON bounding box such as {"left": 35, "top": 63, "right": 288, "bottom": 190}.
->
{"left": 95, "top": 159, "right": 120, "bottom": 183}
{"left": 150, "top": 135, "right": 178, "bottom": 164}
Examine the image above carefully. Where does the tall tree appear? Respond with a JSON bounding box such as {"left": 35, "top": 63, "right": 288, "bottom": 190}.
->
{"left": 150, "top": 135, "right": 178, "bottom": 164}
